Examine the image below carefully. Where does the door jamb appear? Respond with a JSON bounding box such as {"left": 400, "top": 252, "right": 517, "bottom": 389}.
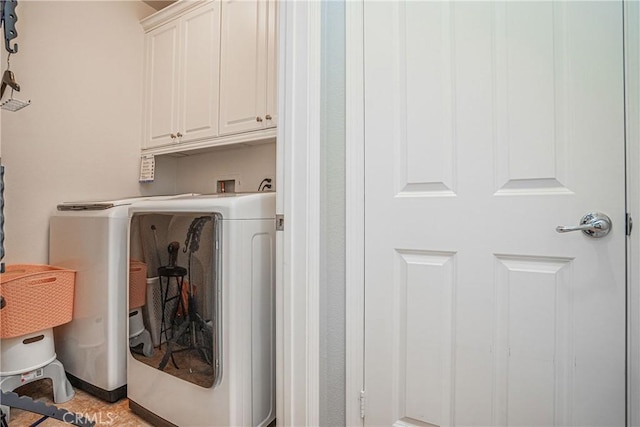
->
{"left": 625, "top": 1, "right": 639, "bottom": 425}
{"left": 345, "top": 1, "right": 365, "bottom": 425}
{"left": 276, "top": 1, "right": 322, "bottom": 425}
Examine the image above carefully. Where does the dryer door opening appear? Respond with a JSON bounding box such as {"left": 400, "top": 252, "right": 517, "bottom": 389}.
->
{"left": 128, "top": 212, "right": 222, "bottom": 389}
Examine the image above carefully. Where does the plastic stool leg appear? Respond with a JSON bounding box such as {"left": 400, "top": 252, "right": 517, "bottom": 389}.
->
{"left": 140, "top": 330, "right": 153, "bottom": 357}
{"left": 129, "top": 329, "right": 154, "bottom": 358}
{"left": 0, "top": 404, "right": 9, "bottom": 423}
{"left": 44, "top": 360, "right": 74, "bottom": 403}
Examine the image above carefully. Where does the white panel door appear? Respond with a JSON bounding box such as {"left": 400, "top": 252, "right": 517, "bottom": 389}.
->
{"left": 143, "top": 21, "right": 180, "bottom": 149}
{"left": 179, "top": 2, "right": 221, "bottom": 143}
{"left": 363, "top": 2, "right": 625, "bottom": 427}
{"left": 219, "top": 0, "right": 268, "bottom": 135}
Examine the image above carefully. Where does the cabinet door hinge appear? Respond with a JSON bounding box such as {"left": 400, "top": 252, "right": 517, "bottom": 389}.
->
{"left": 360, "top": 390, "right": 366, "bottom": 419}
{"left": 276, "top": 214, "right": 284, "bottom": 231}
{"left": 627, "top": 213, "right": 633, "bottom": 236}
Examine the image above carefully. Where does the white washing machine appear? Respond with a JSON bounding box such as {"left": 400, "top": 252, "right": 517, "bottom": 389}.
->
{"left": 126, "top": 192, "right": 276, "bottom": 427}
{"left": 49, "top": 195, "right": 193, "bottom": 402}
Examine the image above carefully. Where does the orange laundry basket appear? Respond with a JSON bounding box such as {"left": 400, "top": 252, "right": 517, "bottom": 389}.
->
{"left": 0, "top": 264, "right": 76, "bottom": 339}
{"left": 129, "top": 260, "right": 148, "bottom": 309}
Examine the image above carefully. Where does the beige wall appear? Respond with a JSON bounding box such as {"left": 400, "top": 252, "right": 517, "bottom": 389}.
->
{"left": 172, "top": 141, "right": 276, "bottom": 194}
{"left": 1, "top": 1, "right": 276, "bottom": 264}
{"left": 2, "top": 1, "right": 160, "bottom": 263}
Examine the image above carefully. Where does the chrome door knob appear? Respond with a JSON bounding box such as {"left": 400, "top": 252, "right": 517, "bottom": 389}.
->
{"left": 556, "top": 212, "right": 612, "bottom": 238}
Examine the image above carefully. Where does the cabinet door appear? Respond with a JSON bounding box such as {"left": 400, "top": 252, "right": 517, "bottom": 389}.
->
{"left": 143, "top": 20, "right": 180, "bottom": 149}
{"left": 219, "top": 0, "right": 268, "bottom": 136}
{"left": 265, "top": 0, "right": 277, "bottom": 129}
{"left": 179, "top": 2, "right": 221, "bottom": 143}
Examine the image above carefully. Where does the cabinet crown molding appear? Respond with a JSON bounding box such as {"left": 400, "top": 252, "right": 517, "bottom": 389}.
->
{"left": 141, "top": 0, "right": 210, "bottom": 31}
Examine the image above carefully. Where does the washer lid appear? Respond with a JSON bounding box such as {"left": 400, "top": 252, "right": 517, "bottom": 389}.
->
{"left": 57, "top": 194, "right": 198, "bottom": 211}
{"left": 57, "top": 202, "right": 118, "bottom": 211}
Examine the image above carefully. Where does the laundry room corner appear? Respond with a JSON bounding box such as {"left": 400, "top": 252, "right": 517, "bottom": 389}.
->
{"left": 0, "top": 0, "right": 172, "bottom": 264}
{"left": 1, "top": 0, "right": 281, "bottom": 425}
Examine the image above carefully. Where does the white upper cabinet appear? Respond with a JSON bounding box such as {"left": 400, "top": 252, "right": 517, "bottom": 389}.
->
{"left": 143, "top": 2, "right": 220, "bottom": 150}
{"left": 179, "top": 4, "right": 221, "bottom": 144}
{"left": 141, "top": 0, "right": 277, "bottom": 154}
{"left": 219, "top": 0, "right": 277, "bottom": 135}
{"left": 143, "top": 19, "right": 180, "bottom": 149}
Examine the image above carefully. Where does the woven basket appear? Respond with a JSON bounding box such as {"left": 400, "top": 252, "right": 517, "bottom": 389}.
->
{"left": 129, "top": 260, "right": 148, "bottom": 309}
{"left": 0, "top": 264, "right": 76, "bottom": 339}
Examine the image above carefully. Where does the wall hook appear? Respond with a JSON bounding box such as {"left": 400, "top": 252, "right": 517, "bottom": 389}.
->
{"left": 1, "top": 0, "right": 18, "bottom": 54}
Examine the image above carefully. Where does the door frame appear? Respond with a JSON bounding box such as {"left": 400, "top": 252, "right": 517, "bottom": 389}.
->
{"left": 276, "top": 0, "right": 322, "bottom": 425}
{"left": 340, "top": 1, "right": 640, "bottom": 425}
{"left": 626, "top": 2, "right": 640, "bottom": 425}
{"left": 344, "top": 1, "right": 365, "bottom": 425}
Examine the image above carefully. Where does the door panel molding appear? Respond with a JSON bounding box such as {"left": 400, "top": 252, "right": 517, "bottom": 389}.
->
{"left": 393, "top": 2, "right": 457, "bottom": 198}
{"left": 493, "top": 255, "right": 574, "bottom": 427}
{"left": 394, "top": 250, "right": 456, "bottom": 427}
{"left": 493, "top": 2, "right": 571, "bottom": 195}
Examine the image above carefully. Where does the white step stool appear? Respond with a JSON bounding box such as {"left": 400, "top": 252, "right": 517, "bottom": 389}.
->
{"left": 0, "top": 329, "right": 74, "bottom": 421}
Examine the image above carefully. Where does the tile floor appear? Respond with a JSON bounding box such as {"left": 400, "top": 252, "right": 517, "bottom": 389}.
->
{"left": 5, "top": 379, "right": 151, "bottom": 426}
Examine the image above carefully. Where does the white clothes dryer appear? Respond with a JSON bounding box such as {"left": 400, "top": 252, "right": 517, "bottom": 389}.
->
{"left": 126, "top": 192, "right": 276, "bottom": 427}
